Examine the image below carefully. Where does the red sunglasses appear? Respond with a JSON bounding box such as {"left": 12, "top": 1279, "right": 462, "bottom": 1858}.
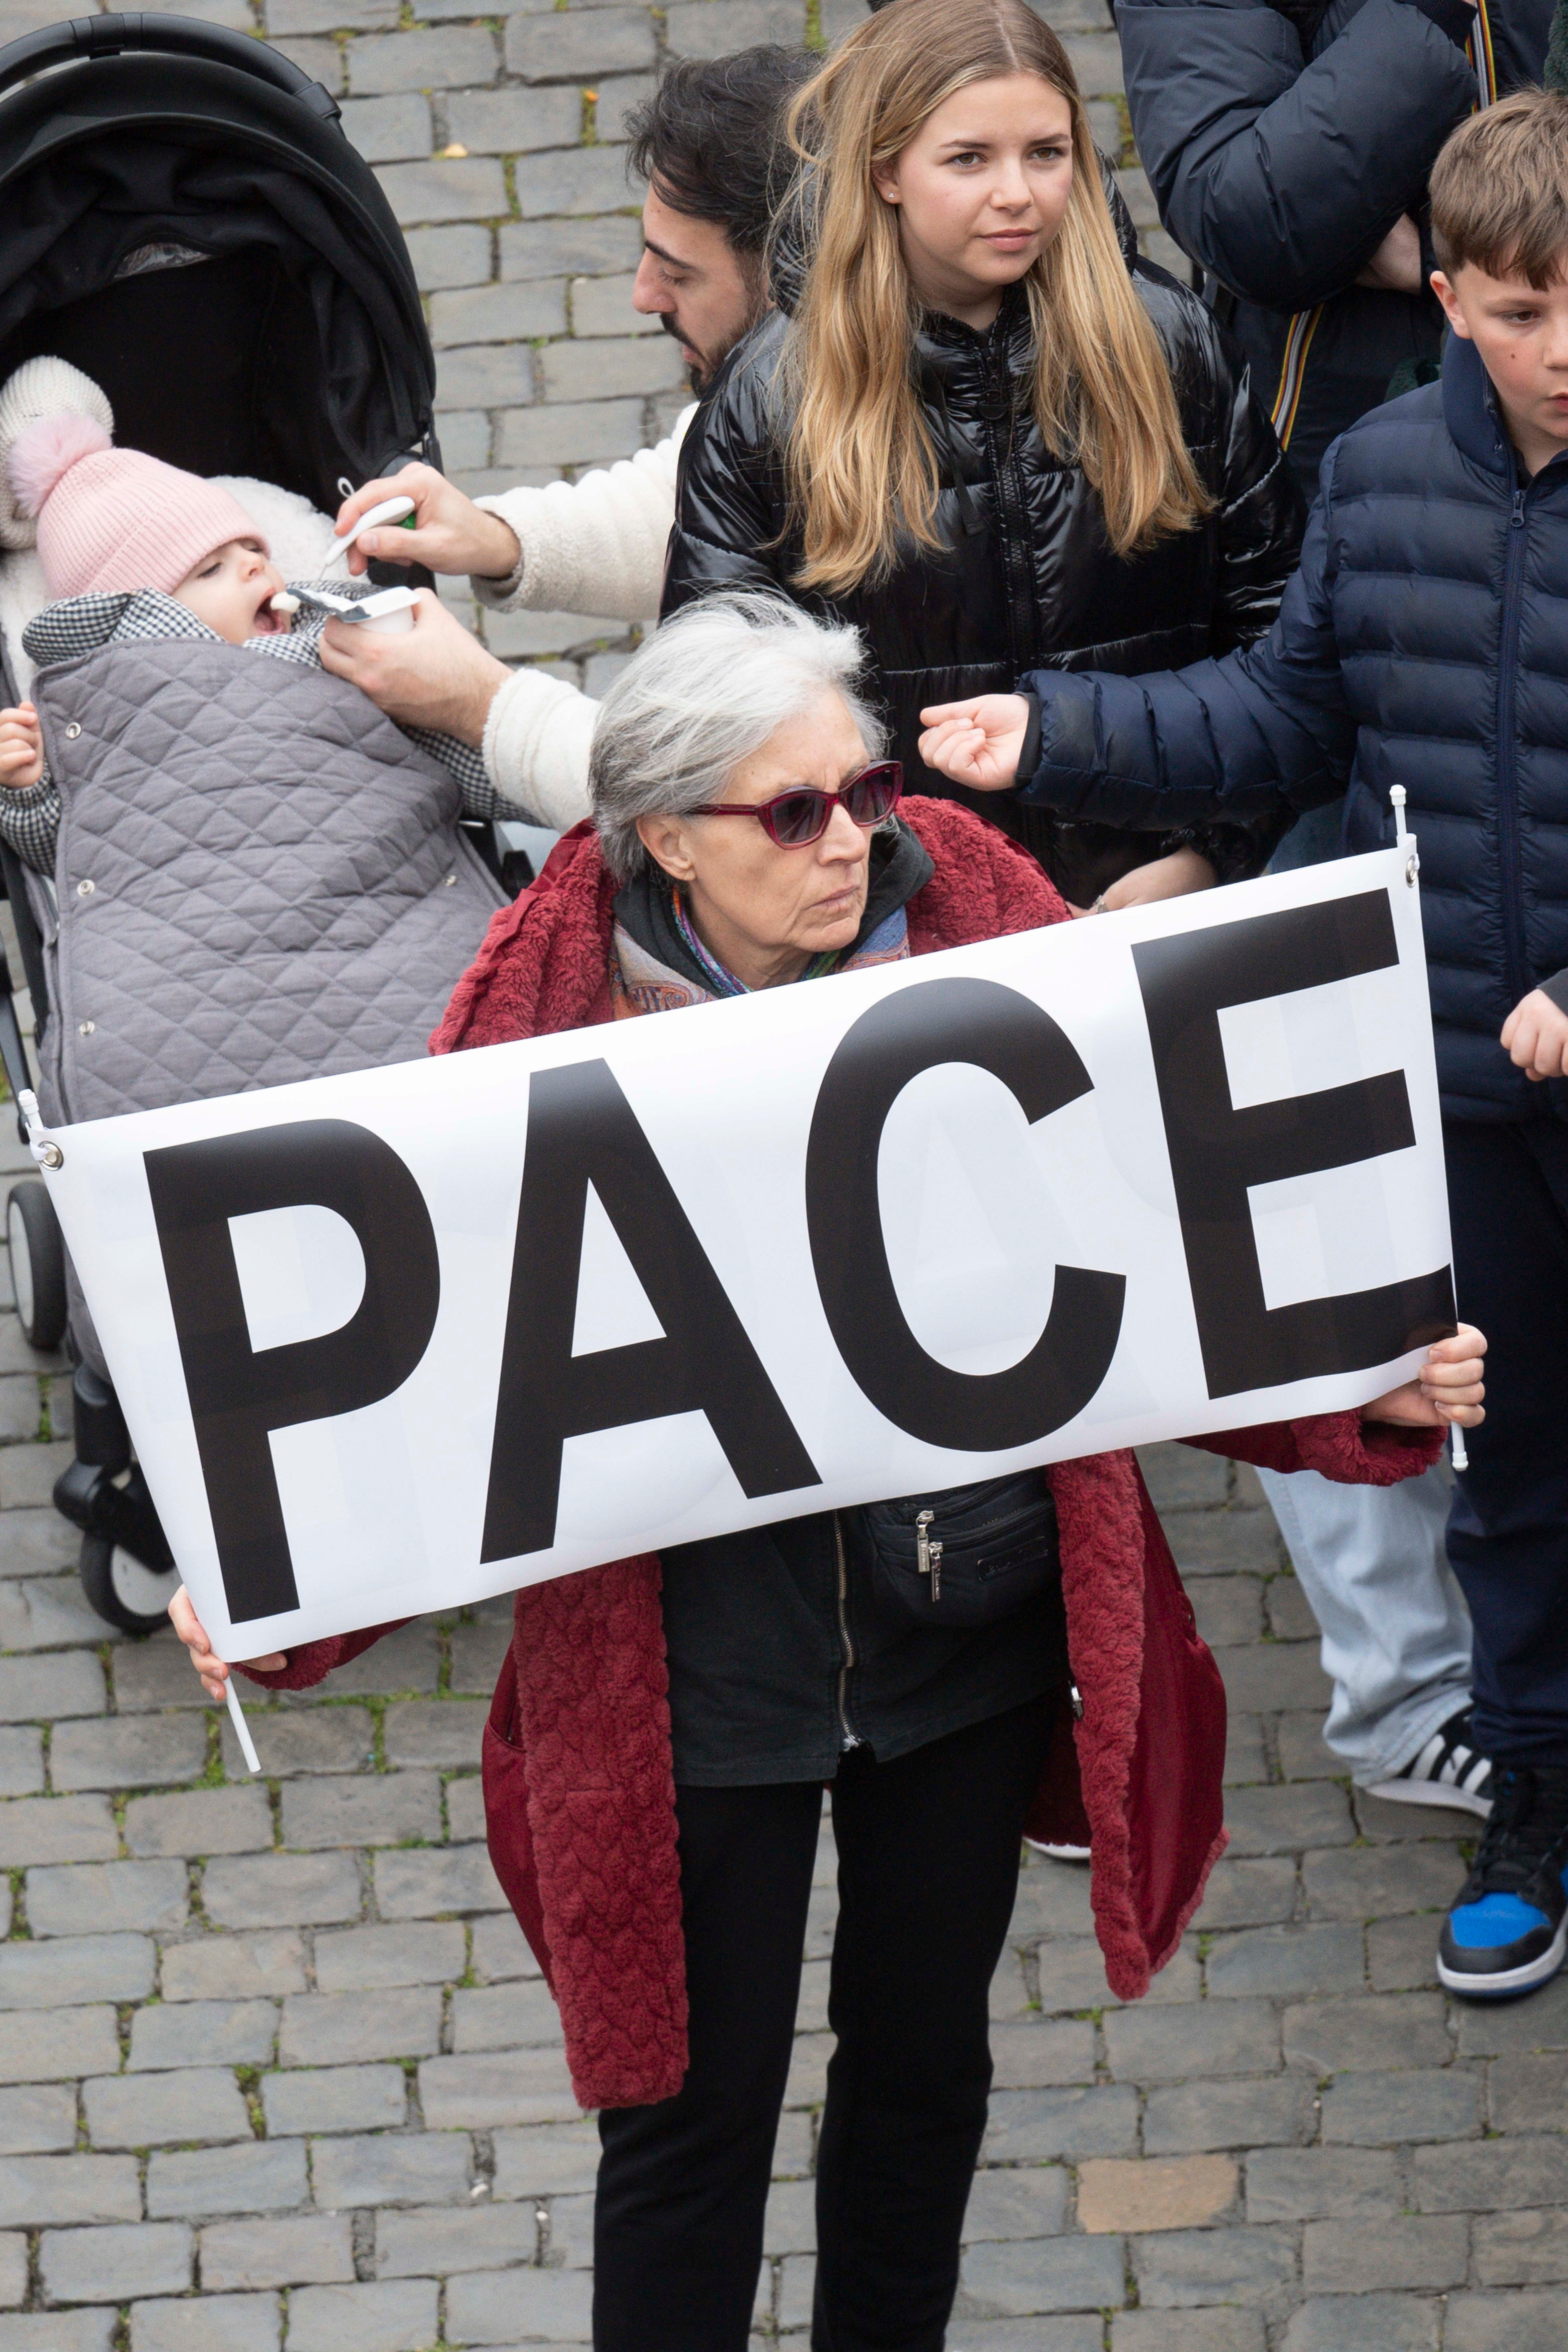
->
{"left": 687, "top": 760, "right": 903, "bottom": 849}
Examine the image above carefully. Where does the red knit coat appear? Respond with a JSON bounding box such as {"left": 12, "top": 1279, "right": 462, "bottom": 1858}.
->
{"left": 245, "top": 802, "right": 1439, "bottom": 2110}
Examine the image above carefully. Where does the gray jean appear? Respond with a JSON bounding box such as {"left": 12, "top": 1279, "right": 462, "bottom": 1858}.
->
{"left": 1257, "top": 1462, "right": 1472, "bottom": 1783}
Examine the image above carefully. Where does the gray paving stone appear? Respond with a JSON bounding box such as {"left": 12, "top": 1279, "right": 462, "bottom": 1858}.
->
{"left": 1131, "top": 2224, "right": 1298, "bottom": 2314}
{"left": 982, "top": 2086, "right": 1139, "bottom": 2162}
{"left": 0, "top": 1447, "right": 76, "bottom": 1512}
{"left": 378, "top": 157, "right": 509, "bottom": 227}
{"left": 496, "top": 397, "right": 646, "bottom": 468}
{"left": 419, "top": 2046, "right": 583, "bottom": 2128}
{"left": 123, "top": 1787, "right": 273, "bottom": 1858}
{"left": 160, "top": 1930, "right": 307, "bottom": 2001}
{"left": 1321, "top": 2065, "right": 1480, "bottom": 2144}
{"left": 1301, "top": 2215, "right": 1468, "bottom": 2294}
{"left": 1186, "top": 1575, "right": 1264, "bottom": 1647}
{"left": 199, "top": 2213, "right": 355, "bottom": 2291}
{"left": 85, "top": 2066, "right": 250, "bottom": 2149}
{"left": 372, "top": 1843, "right": 505, "bottom": 1918}
{"left": 0, "top": 1650, "right": 104, "bottom": 1720}
{"left": 1414, "top": 2134, "right": 1568, "bottom": 2212}
{"left": 1301, "top": 1841, "right": 1464, "bottom": 1921}
{"left": 961, "top": 2164, "right": 1070, "bottom": 2241}
{"left": 451, "top": 1978, "right": 565, "bottom": 2052}
{"left": 201, "top": 1852, "right": 362, "bottom": 1930}
{"left": 1488, "top": 2049, "right": 1568, "bottom": 2133}
{"left": 314, "top": 1921, "right": 466, "bottom": 1992}
{"left": 221, "top": 1707, "right": 375, "bottom": 1780}
{"left": 1137, "top": 1443, "right": 1230, "bottom": 1510}
{"left": 279, "top": 1771, "right": 441, "bottom": 1850}
{"left": 470, "top": 1912, "right": 543, "bottom": 1983}
{"left": 1223, "top": 1783, "right": 1354, "bottom": 1856}
{"left": 987, "top": 2018, "right": 1095, "bottom": 2089}
{"left": 1103, "top": 1998, "right": 1281, "bottom": 2084}
{"left": 1353, "top": 1788, "right": 1475, "bottom": 1844}
{"left": 664, "top": 0, "right": 806, "bottom": 54}
{"left": 1472, "top": 2205, "right": 1568, "bottom": 2287}
{"left": 1367, "top": 1914, "right": 1442, "bottom": 1993}
{"left": 1143, "top": 2077, "right": 1316, "bottom": 2155}
{"left": 446, "top": 1776, "right": 485, "bottom": 1842}
{"left": 339, "top": 91, "right": 432, "bottom": 163}
{"left": 428, "top": 281, "right": 566, "bottom": 349}
{"left": 1443, "top": 2291, "right": 1568, "bottom": 2352}
{"left": 109, "top": 1638, "right": 208, "bottom": 1713}
{"left": 0, "top": 2085, "right": 74, "bottom": 2155}
{"left": 309, "top": 2130, "right": 472, "bottom": 2209}
{"left": 0, "top": 2155, "right": 141, "bottom": 2226}
{"left": 445, "top": 86, "right": 580, "bottom": 154}
{"left": 1191, "top": 1856, "right": 1298, "bottom": 1929}
{"left": 50, "top": 1714, "right": 206, "bottom": 1791}
{"left": 40, "top": 2222, "right": 192, "bottom": 2302}
{"left": 956, "top": 2232, "right": 1125, "bottom": 2316}
{"left": 263, "top": 2064, "right": 407, "bottom": 2136}
{"left": 512, "top": 146, "right": 641, "bottom": 221}
{"left": 490, "top": 2120, "right": 602, "bottom": 2198}
{"left": 128, "top": 2294, "right": 280, "bottom": 2352}
{"left": 349, "top": 25, "right": 496, "bottom": 91}
{"left": 437, "top": 343, "right": 538, "bottom": 409}
{"left": 0, "top": 2318, "right": 111, "bottom": 2351}
{"left": 1246, "top": 2146, "right": 1402, "bottom": 2223}
{"left": 447, "top": 2263, "right": 592, "bottom": 2343}
{"left": 541, "top": 335, "right": 686, "bottom": 402}
{"left": 286, "top": 2276, "right": 438, "bottom": 2350}
{"left": 0, "top": 2235, "right": 23, "bottom": 2307}
{"left": 28, "top": 1857, "right": 187, "bottom": 1937}
{"left": 1224, "top": 1712, "right": 1269, "bottom": 1787}
{"left": 145, "top": 2139, "right": 307, "bottom": 2220}
{"left": 0, "top": 1794, "right": 118, "bottom": 1867}
{"left": 0, "top": 2006, "right": 118, "bottom": 2083}
{"left": 1117, "top": 2317, "right": 1265, "bottom": 2352}
{"left": 406, "top": 224, "right": 494, "bottom": 290}
{"left": 1281, "top": 2296, "right": 1440, "bottom": 2350}
{"left": 500, "top": 216, "right": 641, "bottom": 282}
{"left": 570, "top": 267, "right": 659, "bottom": 335}
{"left": 1454, "top": 1967, "right": 1568, "bottom": 2054}
{"left": 281, "top": 1988, "right": 442, "bottom": 2066}
{"left": 0, "top": 1507, "right": 76, "bottom": 1580}
{"left": 1276, "top": 1710, "right": 1342, "bottom": 1782}
{"left": 0, "top": 1931, "right": 153, "bottom": 2009}
{"left": 373, "top": 2199, "right": 538, "bottom": 2274}
{"left": 1214, "top": 1641, "right": 1330, "bottom": 1717}
{"left": 1206, "top": 1921, "right": 1366, "bottom": 2001}
{"left": 0, "top": 1731, "right": 40, "bottom": 1798}
{"left": 130, "top": 1998, "right": 279, "bottom": 2073}
{"left": 506, "top": 5, "right": 653, "bottom": 79}
{"left": 1282, "top": 1994, "right": 1451, "bottom": 2075}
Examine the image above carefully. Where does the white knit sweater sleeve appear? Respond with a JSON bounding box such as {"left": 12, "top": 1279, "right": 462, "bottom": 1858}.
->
{"left": 470, "top": 405, "right": 694, "bottom": 623}
{"left": 482, "top": 666, "right": 597, "bottom": 834}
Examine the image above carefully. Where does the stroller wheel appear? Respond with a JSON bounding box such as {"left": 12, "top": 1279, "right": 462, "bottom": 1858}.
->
{"left": 78, "top": 1535, "right": 179, "bottom": 1636}
{"left": 6, "top": 1181, "right": 66, "bottom": 1353}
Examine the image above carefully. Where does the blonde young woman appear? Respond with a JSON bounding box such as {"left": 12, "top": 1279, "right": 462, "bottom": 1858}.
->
{"left": 663, "top": 0, "right": 1305, "bottom": 911}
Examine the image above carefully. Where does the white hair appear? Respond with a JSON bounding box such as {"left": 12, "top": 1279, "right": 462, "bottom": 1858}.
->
{"left": 589, "top": 592, "right": 885, "bottom": 882}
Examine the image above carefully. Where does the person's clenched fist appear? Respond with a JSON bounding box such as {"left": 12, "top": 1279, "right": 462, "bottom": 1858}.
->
{"left": 1501, "top": 987, "right": 1568, "bottom": 1082}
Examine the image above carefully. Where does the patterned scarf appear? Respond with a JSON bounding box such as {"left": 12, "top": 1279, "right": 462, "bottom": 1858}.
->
{"left": 611, "top": 886, "right": 910, "bottom": 1018}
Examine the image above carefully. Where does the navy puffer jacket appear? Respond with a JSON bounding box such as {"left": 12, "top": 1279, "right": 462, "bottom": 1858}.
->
{"left": 1011, "top": 329, "right": 1568, "bottom": 1124}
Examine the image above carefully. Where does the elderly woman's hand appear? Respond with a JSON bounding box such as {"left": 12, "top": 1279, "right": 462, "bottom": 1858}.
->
{"left": 169, "top": 1586, "right": 285, "bottom": 1703}
{"left": 918, "top": 694, "right": 1030, "bottom": 790}
{"left": 333, "top": 464, "right": 521, "bottom": 582}
{"left": 319, "top": 590, "right": 513, "bottom": 746}
{"left": 1361, "top": 1325, "right": 1486, "bottom": 1432}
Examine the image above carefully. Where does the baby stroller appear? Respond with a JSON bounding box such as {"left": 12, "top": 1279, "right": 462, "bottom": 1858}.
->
{"left": 0, "top": 12, "right": 520, "bottom": 1632}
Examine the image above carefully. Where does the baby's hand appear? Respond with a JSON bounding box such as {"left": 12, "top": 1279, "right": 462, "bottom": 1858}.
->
{"left": 0, "top": 705, "right": 42, "bottom": 791}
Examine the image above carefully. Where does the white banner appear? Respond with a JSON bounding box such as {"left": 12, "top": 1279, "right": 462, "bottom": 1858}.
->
{"left": 33, "top": 845, "right": 1455, "bottom": 1658}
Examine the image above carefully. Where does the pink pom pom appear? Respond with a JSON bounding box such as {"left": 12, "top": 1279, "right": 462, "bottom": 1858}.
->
{"left": 7, "top": 411, "right": 111, "bottom": 518}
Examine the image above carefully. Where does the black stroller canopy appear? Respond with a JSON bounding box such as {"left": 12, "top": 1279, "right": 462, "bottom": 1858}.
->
{"left": 0, "top": 13, "right": 438, "bottom": 511}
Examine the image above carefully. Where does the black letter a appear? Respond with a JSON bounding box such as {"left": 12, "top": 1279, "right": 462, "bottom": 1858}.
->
{"left": 480, "top": 1058, "right": 819, "bottom": 1562}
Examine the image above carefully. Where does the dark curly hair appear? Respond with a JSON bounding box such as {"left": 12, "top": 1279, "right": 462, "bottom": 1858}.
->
{"left": 624, "top": 47, "right": 816, "bottom": 257}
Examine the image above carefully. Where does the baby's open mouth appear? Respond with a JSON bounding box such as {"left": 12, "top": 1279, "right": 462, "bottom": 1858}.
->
{"left": 250, "top": 590, "right": 288, "bottom": 635}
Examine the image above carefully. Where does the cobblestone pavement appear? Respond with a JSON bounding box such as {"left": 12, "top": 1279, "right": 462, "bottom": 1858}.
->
{"left": 0, "top": 0, "right": 1540, "bottom": 2345}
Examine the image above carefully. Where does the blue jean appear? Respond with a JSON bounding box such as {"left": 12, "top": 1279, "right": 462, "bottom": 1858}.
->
{"left": 1256, "top": 1462, "right": 1471, "bottom": 1783}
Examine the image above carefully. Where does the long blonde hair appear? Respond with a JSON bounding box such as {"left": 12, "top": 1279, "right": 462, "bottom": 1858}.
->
{"left": 780, "top": 0, "right": 1211, "bottom": 594}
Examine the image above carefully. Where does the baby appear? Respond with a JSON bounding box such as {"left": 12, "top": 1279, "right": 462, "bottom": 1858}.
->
{"left": 0, "top": 369, "right": 515, "bottom": 875}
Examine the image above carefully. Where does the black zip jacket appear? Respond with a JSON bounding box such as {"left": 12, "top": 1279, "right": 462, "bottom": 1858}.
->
{"left": 661, "top": 251, "right": 1305, "bottom": 902}
{"left": 1120, "top": 0, "right": 1552, "bottom": 493}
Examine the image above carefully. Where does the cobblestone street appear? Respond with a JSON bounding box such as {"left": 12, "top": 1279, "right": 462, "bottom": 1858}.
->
{"left": 0, "top": 0, "right": 1543, "bottom": 2341}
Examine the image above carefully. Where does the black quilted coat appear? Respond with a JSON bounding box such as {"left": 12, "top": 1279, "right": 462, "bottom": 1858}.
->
{"left": 661, "top": 247, "right": 1305, "bottom": 899}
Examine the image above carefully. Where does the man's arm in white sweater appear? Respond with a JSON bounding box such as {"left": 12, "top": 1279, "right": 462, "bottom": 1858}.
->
{"left": 471, "top": 405, "right": 695, "bottom": 624}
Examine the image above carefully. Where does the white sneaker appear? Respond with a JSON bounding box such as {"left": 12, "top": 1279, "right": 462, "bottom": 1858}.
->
{"left": 1366, "top": 1705, "right": 1494, "bottom": 1820}
{"left": 1025, "top": 1839, "right": 1090, "bottom": 1862}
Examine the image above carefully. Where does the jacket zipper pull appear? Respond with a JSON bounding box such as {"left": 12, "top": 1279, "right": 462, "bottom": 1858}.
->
{"left": 915, "top": 1509, "right": 943, "bottom": 1604}
{"left": 1513, "top": 489, "right": 1527, "bottom": 527}
{"left": 1070, "top": 1682, "right": 1084, "bottom": 1721}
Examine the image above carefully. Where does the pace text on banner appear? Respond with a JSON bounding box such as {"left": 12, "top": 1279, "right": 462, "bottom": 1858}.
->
{"left": 33, "top": 846, "right": 1455, "bottom": 1659}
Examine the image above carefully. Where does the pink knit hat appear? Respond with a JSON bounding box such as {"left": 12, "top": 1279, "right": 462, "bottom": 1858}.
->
{"left": 5, "top": 413, "right": 266, "bottom": 599}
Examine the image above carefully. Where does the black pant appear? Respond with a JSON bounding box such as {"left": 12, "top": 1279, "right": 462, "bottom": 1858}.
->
{"left": 1445, "top": 1116, "right": 1568, "bottom": 1761}
{"left": 592, "top": 1698, "right": 1052, "bottom": 2352}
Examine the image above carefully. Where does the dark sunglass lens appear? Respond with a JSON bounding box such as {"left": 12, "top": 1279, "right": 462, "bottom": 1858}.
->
{"left": 769, "top": 790, "right": 829, "bottom": 847}
{"left": 845, "top": 767, "right": 898, "bottom": 824}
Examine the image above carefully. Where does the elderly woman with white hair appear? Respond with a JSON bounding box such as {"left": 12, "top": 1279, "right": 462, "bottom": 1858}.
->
{"left": 173, "top": 594, "right": 1480, "bottom": 2352}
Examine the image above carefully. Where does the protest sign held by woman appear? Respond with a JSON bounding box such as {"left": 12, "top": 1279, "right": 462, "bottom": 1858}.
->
{"left": 661, "top": 0, "right": 1305, "bottom": 913}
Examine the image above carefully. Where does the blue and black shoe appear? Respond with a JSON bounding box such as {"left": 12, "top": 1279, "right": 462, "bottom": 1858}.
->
{"left": 1438, "top": 1763, "right": 1568, "bottom": 2000}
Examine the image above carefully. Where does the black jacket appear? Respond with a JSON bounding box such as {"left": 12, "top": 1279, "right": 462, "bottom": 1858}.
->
{"left": 1120, "top": 0, "right": 1553, "bottom": 494}
{"left": 1010, "top": 330, "right": 1568, "bottom": 1125}
{"left": 662, "top": 255, "right": 1305, "bottom": 902}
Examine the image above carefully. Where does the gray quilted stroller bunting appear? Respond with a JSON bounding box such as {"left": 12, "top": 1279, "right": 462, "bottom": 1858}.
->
{"left": 0, "top": 11, "right": 526, "bottom": 1634}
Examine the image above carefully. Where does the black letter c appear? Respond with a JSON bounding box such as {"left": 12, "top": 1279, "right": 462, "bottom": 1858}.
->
{"left": 805, "top": 977, "right": 1125, "bottom": 1450}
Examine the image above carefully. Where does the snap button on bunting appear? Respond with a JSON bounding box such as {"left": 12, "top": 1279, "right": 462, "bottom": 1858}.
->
{"left": 63, "top": 723, "right": 80, "bottom": 739}
{"left": 75, "top": 879, "right": 94, "bottom": 896}
{"left": 78, "top": 1022, "right": 93, "bottom": 1036}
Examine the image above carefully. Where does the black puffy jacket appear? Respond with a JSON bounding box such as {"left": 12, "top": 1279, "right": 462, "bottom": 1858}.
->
{"left": 1010, "top": 330, "right": 1568, "bottom": 1124}
{"left": 1120, "top": 0, "right": 1552, "bottom": 494}
{"left": 662, "top": 250, "right": 1305, "bottom": 902}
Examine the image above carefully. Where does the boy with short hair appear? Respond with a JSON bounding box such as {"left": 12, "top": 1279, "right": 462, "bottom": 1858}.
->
{"left": 918, "top": 87, "right": 1568, "bottom": 2000}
